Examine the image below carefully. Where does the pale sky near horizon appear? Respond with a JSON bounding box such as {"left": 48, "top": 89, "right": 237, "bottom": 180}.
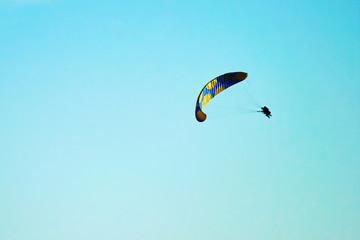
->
{"left": 1, "top": 0, "right": 359, "bottom": 239}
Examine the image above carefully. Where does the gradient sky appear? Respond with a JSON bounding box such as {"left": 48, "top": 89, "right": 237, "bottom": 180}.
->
{"left": 1, "top": 0, "right": 359, "bottom": 239}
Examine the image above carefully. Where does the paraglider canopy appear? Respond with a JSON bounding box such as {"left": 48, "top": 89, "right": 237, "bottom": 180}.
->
{"left": 195, "top": 72, "right": 248, "bottom": 122}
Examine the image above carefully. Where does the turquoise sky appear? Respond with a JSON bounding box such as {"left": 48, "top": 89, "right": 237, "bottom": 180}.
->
{"left": 1, "top": 0, "right": 359, "bottom": 239}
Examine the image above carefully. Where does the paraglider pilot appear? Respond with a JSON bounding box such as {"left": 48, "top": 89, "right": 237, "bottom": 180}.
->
{"left": 261, "top": 106, "right": 272, "bottom": 118}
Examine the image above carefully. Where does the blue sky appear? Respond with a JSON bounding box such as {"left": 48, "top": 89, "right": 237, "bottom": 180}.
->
{"left": 1, "top": 0, "right": 359, "bottom": 239}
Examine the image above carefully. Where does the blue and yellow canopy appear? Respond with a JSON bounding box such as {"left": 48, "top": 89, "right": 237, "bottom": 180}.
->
{"left": 195, "top": 72, "right": 248, "bottom": 122}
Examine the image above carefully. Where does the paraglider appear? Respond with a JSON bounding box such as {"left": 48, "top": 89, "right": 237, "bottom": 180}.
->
{"left": 195, "top": 72, "right": 271, "bottom": 122}
{"left": 260, "top": 106, "right": 272, "bottom": 118}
